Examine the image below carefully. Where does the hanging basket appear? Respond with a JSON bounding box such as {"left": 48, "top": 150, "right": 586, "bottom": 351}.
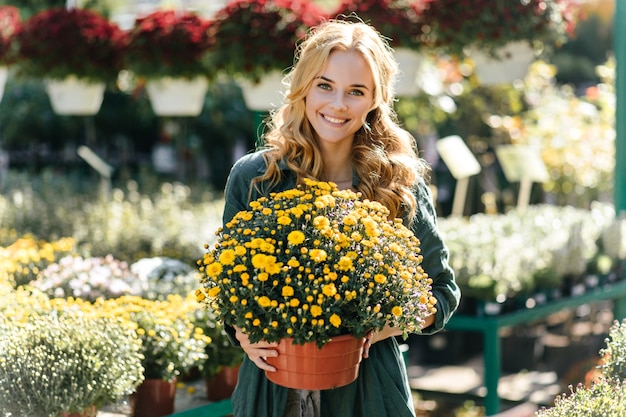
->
{"left": 238, "top": 71, "right": 284, "bottom": 111}
{"left": 0, "top": 66, "right": 8, "bottom": 103}
{"left": 468, "top": 41, "right": 536, "bottom": 85}
{"left": 265, "top": 334, "right": 365, "bottom": 390}
{"left": 44, "top": 76, "right": 105, "bottom": 116}
{"left": 145, "top": 76, "right": 209, "bottom": 117}
{"left": 393, "top": 48, "right": 423, "bottom": 97}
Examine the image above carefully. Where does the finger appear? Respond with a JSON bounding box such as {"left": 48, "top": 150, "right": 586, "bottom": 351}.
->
{"left": 362, "top": 339, "right": 371, "bottom": 359}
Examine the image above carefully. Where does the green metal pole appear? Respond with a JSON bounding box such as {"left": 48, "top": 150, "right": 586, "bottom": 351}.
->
{"left": 483, "top": 321, "right": 501, "bottom": 416}
{"left": 615, "top": 0, "right": 626, "bottom": 214}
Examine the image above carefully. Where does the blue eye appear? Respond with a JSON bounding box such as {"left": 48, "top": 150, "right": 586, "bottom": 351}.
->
{"left": 318, "top": 83, "right": 331, "bottom": 90}
{"left": 349, "top": 89, "right": 364, "bottom": 96}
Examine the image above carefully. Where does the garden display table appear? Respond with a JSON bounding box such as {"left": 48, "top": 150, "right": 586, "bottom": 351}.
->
{"left": 445, "top": 278, "right": 626, "bottom": 416}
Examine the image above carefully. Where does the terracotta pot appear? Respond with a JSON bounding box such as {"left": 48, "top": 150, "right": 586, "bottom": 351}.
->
{"left": 131, "top": 378, "right": 177, "bottom": 417}
{"left": 61, "top": 405, "right": 97, "bottom": 417}
{"left": 204, "top": 364, "right": 241, "bottom": 401}
{"left": 265, "top": 334, "right": 365, "bottom": 390}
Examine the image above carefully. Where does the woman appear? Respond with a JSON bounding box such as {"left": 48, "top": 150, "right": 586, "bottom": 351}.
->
{"left": 222, "top": 19, "right": 460, "bottom": 417}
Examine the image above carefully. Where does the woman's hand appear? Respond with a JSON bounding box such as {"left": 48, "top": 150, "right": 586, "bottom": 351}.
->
{"left": 362, "top": 325, "right": 403, "bottom": 358}
{"left": 362, "top": 314, "right": 436, "bottom": 358}
{"left": 234, "top": 326, "right": 279, "bottom": 372}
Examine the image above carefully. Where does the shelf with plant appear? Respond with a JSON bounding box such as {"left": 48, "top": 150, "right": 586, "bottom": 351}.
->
{"left": 209, "top": 0, "right": 327, "bottom": 84}
{"left": 420, "top": 0, "right": 580, "bottom": 58}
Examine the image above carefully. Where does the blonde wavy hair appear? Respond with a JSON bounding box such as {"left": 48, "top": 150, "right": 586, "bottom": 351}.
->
{"left": 254, "top": 19, "right": 429, "bottom": 221}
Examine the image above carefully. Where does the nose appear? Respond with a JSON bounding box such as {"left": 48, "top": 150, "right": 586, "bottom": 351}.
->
{"left": 330, "top": 93, "right": 347, "bottom": 111}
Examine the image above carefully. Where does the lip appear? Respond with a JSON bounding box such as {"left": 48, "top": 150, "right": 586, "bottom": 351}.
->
{"left": 321, "top": 113, "right": 349, "bottom": 125}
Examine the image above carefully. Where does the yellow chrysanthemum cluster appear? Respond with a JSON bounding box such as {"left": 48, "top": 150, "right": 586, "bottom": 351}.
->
{"left": 198, "top": 179, "right": 436, "bottom": 347}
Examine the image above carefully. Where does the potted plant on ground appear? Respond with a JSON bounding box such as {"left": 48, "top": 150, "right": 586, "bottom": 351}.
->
{"left": 198, "top": 180, "right": 437, "bottom": 390}
{"left": 209, "top": 0, "right": 326, "bottom": 110}
{"left": 331, "top": 0, "right": 430, "bottom": 96}
{"left": 96, "top": 294, "right": 210, "bottom": 417}
{"left": 420, "top": 0, "right": 580, "bottom": 84}
{"left": 192, "top": 305, "right": 244, "bottom": 401}
{"left": 0, "top": 290, "right": 145, "bottom": 417}
{"left": 0, "top": 6, "right": 20, "bottom": 102}
{"left": 123, "top": 9, "right": 215, "bottom": 117}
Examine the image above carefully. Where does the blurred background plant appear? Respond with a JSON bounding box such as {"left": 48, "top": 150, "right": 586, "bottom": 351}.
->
{"left": 0, "top": 290, "right": 145, "bottom": 416}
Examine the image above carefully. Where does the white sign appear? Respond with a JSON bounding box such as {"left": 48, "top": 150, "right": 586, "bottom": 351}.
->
{"left": 496, "top": 145, "right": 549, "bottom": 183}
{"left": 435, "top": 135, "right": 482, "bottom": 180}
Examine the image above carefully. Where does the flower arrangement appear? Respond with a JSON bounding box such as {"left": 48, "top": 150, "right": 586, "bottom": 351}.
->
{"left": 14, "top": 7, "right": 126, "bottom": 82}
{"left": 420, "top": 0, "right": 580, "bottom": 57}
{"left": 198, "top": 179, "right": 437, "bottom": 347}
{"left": 0, "top": 6, "right": 20, "bottom": 66}
{"left": 209, "top": 0, "right": 327, "bottom": 83}
{"left": 124, "top": 10, "right": 215, "bottom": 80}
{"left": 0, "top": 290, "right": 144, "bottom": 416}
{"left": 96, "top": 294, "right": 210, "bottom": 381}
{"left": 332, "top": 0, "right": 428, "bottom": 50}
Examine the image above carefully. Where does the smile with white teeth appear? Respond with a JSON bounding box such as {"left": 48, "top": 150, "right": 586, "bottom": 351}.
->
{"left": 323, "top": 114, "right": 348, "bottom": 124}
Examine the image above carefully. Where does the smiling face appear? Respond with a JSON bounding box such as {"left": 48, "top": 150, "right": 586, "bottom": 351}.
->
{"left": 305, "top": 49, "right": 375, "bottom": 151}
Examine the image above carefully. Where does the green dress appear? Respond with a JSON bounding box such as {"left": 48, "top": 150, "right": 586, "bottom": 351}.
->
{"left": 222, "top": 150, "right": 461, "bottom": 417}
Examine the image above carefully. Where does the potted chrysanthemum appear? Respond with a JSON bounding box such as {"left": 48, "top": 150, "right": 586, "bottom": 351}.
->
{"left": 420, "top": 0, "right": 580, "bottom": 84}
{"left": 13, "top": 7, "right": 126, "bottom": 115}
{"left": 209, "top": 0, "right": 326, "bottom": 110}
{"left": 96, "top": 294, "right": 210, "bottom": 417}
{"left": 124, "top": 9, "right": 215, "bottom": 116}
{"left": 0, "top": 6, "right": 20, "bottom": 102}
{"left": 332, "top": 0, "right": 429, "bottom": 96}
{"left": 192, "top": 306, "right": 244, "bottom": 401}
{"left": 198, "top": 179, "right": 437, "bottom": 390}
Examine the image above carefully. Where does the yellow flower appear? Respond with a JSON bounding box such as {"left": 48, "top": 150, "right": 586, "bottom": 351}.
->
{"left": 205, "top": 262, "right": 222, "bottom": 278}
{"left": 219, "top": 249, "right": 236, "bottom": 265}
{"left": 277, "top": 216, "right": 292, "bottom": 225}
{"left": 391, "top": 306, "right": 403, "bottom": 317}
{"left": 257, "top": 296, "right": 271, "bottom": 308}
{"left": 310, "top": 305, "right": 322, "bottom": 317}
{"left": 321, "top": 283, "right": 337, "bottom": 297}
{"left": 282, "top": 286, "right": 294, "bottom": 297}
{"left": 329, "top": 314, "right": 341, "bottom": 327}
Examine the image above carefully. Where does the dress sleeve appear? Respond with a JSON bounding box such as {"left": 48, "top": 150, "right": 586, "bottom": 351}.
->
{"left": 412, "top": 180, "right": 461, "bottom": 334}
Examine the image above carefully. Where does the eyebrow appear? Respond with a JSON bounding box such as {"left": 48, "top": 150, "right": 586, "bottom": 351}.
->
{"left": 316, "top": 76, "right": 370, "bottom": 90}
